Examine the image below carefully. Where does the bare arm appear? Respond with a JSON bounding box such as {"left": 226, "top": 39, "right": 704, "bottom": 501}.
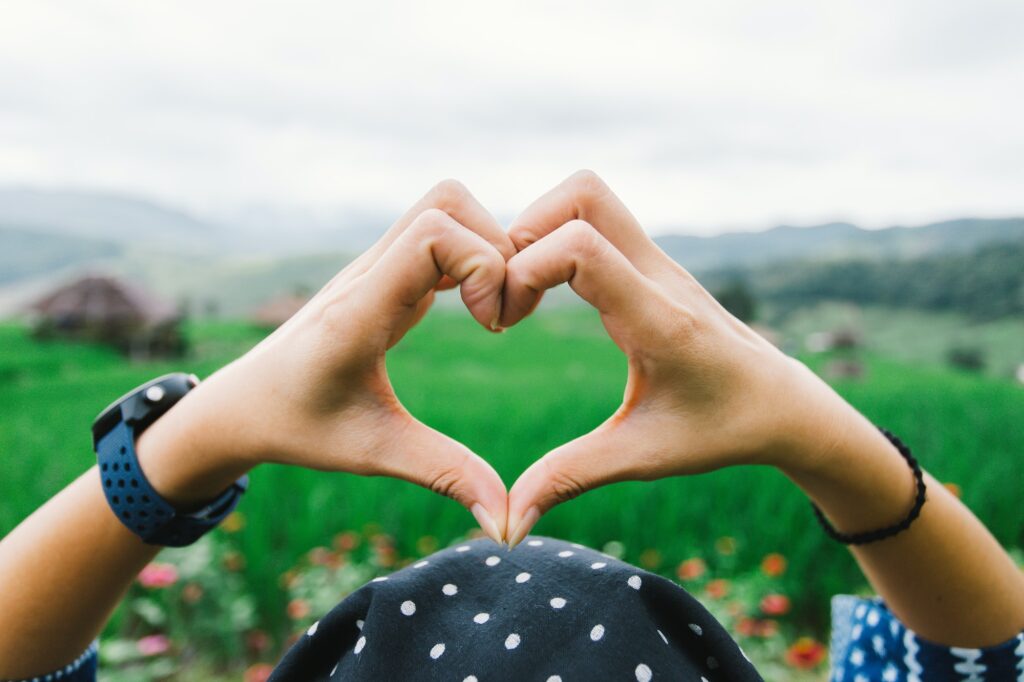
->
{"left": 0, "top": 181, "right": 513, "bottom": 678}
{"left": 501, "top": 170, "right": 1024, "bottom": 647}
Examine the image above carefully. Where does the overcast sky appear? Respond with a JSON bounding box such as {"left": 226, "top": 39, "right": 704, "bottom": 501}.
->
{"left": 2, "top": 1, "right": 1023, "bottom": 235}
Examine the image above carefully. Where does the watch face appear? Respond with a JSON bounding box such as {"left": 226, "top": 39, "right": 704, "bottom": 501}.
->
{"left": 91, "top": 373, "right": 196, "bottom": 447}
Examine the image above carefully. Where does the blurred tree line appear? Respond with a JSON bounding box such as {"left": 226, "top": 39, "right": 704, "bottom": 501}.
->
{"left": 748, "top": 240, "right": 1024, "bottom": 320}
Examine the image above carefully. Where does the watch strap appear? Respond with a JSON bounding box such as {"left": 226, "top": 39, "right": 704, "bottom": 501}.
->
{"left": 94, "top": 374, "right": 248, "bottom": 547}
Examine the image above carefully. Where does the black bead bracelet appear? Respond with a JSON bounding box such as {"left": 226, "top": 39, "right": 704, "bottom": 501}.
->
{"left": 811, "top": 427, "right": 927, "bottom": 545}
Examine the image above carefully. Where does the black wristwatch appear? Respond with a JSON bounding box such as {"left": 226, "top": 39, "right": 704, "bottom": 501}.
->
{"left": 92, "top": 373, "right": 248, "bottom": 547}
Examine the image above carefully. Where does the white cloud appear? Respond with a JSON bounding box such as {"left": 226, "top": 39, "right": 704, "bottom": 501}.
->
{"left": 1, "top": 0, "right": 1022, "bottom": 234}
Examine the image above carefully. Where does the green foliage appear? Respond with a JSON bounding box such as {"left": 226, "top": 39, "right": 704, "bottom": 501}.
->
{"left": 757, "top": 240, "right": 1024, "bottom": 320}
{"left": 1, "top": 310, "right": 1022, "bottom": 679}
{"left": 713, "top": 280, "right": 758, "bottom": 322}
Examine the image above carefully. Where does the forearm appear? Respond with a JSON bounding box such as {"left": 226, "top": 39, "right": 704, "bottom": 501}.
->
{"left": 0, "top": 387, "right": 251, "bottom": 678}
{"left": 778, "top": 365, "right": 1024, "bottom": 647}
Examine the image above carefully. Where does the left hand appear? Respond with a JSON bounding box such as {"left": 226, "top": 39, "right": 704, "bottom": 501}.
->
{"left": 137, "top": 180, "right": 515, "bottom": 543}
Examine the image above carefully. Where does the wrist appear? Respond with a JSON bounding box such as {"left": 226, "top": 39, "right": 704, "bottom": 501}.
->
{"left": 135, "top": 382, "right": 254, "bottom": 511}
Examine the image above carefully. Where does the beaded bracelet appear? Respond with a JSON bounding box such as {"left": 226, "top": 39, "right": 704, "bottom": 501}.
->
{"left": 811, "top": 427, "right": 927, "bottom": 545}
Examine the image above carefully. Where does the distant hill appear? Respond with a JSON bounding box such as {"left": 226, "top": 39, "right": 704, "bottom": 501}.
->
{"left": 0, "top": 187, "right": 217, "bottom": 250}
{"left": 0, "top": 227, "right": 121, "bottom": 285}
{"left": 654, "top": 218, "right": 1024, "bottom": 273}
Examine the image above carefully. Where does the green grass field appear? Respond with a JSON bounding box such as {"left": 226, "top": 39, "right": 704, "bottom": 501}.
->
{"left": 2, "top": 306, "right": 1023, "bottom": 647}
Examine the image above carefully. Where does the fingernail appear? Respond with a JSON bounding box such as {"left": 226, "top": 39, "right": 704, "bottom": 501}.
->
{"left": 471, "top": 503, "right": 504, "bottom": 546}
{"left": 506, "top": 506, "right": 540, "bottom": 550}
{"left": 489, "top": 294, "right": 503, "bottom": 331}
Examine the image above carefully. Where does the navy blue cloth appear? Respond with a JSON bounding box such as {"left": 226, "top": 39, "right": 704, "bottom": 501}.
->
{"left": 13, "top": 538, "right": 1024, "bottom": 681}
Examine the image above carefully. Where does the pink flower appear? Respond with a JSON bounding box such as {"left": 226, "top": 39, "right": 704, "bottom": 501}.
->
{"left": 137, "top": 634, "right": 171, "bottom": 656}
{"left": 137, "top": 563, "right": 179, "bottom": 589}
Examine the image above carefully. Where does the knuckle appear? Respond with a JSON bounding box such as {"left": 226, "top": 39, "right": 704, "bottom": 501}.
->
{"left": 410, "top": 207, "right": 454, "bottom": 238}
{"left": 567, "top": 168, "right": 609, "bottom": 203}
{"left": 563, "top": 220, "right": 606, "bottom": 260}
{"left": 430, "top": 178, "right": 470, "bottom": 209}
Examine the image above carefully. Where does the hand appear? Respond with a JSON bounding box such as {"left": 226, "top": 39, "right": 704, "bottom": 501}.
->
{"left": 137, "top": 181, "right": 514, "bottom": 544}
{"left": 500, "top": 171, "right": 854, "bottom": 546}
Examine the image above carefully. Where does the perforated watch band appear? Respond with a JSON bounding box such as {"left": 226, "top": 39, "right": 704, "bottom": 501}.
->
{"left": 92, "top": 373, "right": 248, "bottom": 547}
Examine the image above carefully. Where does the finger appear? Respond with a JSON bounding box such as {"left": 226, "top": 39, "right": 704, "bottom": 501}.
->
{"left": 508, "top": 170, "right": 667, "bottom": 275}
{"left": 500, "top": 219, "right": 671, "bottom": 329}
{"left": 506, "top": 421, "right": 641, "bottom": 549}
{"left": 350, "top": 179, "right": 515, "bottom": 282}
{"left": 362, "top": 208, "right": 506, "bottom": 333}
{"left": 378, "top": 418, "right": 509, "bottom": 545}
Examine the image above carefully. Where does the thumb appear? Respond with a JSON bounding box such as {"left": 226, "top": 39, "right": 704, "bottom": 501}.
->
{"left": 377, "top": 417, "right": 508, "bottom": 545}
{"left": 505, "top": 420, "right": 640, "bottom": 548}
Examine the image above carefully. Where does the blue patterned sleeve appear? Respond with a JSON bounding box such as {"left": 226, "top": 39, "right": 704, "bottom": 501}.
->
{"left": 1, "top": 642, "right": 97, "bottom": 682}
{"left": 830, "top": 595, "right": 1024, "bottom": 681}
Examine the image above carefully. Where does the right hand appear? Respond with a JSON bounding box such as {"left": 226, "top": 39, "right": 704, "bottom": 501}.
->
{"left": 137, "top": 180, "right": 515, "bottom": 544}
{"left": 500, "top": 171, "right": 855, "bottom": 546}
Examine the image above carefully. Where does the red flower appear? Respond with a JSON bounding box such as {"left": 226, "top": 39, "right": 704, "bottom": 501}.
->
{"left": 786, "top": 637, "right": 826, "bottom": 669}
{"left": 736, "top": 617, "right": 757, "bottom": 636}
{"left": 137, "top": 563, "right": 178, "bottom": 589}
{"left": 760, "top": 553, "right": 787, "bottom": 577}
{"left": 705, "top": 579, "right": 730, "bottom": 599}
{"left": 181, "top": 582, "right": 203, "bottom": 604}
{"left": 244, "top": 663, "right": 275, "bottom": 682}
{"left": 287, "top": 598, "right": 311, "bottom": 620}
{"left": 676, "top": 558, "right": 707, "bottom": 581}
{"left": 334, "top": 530, "right": 360, "bottom": 552}
{"left": 756, "top": 619, "right": 778, "bottom": 638}
{"left": 137, "top": 634, "right": 171, "bottom": 656}
{"left": 246, "top": 629, "right": 272, "bottom": 654}
{"left": 760, "top": 593, "right": 791, "bottom": 616}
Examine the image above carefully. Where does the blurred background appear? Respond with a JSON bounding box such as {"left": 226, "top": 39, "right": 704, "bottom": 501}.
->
{"left": 1, "top": 2, "right": 1022, "bottom": 679}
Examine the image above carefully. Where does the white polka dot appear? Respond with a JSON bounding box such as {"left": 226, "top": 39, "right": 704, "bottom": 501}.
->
{"left": 571, "top": 542, "right": 584, "bottom": 548}
{"left": 486, "top": 555, "right": 501, "bottom": 566}
{"left": 689, "top": 623, "right": 703, "bottom": 636}
{"left": 473, "top": 612, "right": 490, "bottom": 624}
{"left": 356, "top": 619, "right": 364, "bottom": 630}
{"left": 558, "top": 550, "right": 574, "bottom": 557}
{"left": 657, "top": 629, "right": 668, "bottom": 645}
{"left": 515, "top": 572, "right": 531, "bottom": 583}
{"left": 707, "top": 656, "right": 719, "bottom": 669}
{"left": 413, "top": 560, "right": 429, "bottom": 568}
{"left": 371, "top": 576, "right": 388, "bottom": 582}
{"left": 628, "top": 575, "right": 642, "bottom": 590}
{"left": 866, "top": 608, "right": 880, "bottom": 626}
{"left": 442, "top": 583, "right": 458, "bottom": 596}
{"left": 354, "top": 636, "right": 366, "bottom": 654}
{"left": 464, "top": 677, "right": 478, "bottom": 682}
{"left": 331, "top": 663, "right": 338, "bottom": 675}
{"left": 702, "top": 677, "right": 709, "bottom": 682}
{"left": 635, "top": 663, "right": 652, "bottom": 682}
{"left": 430, "top": 643, "right": 446, "bottom": 659}
{"left": 550, "top": 597, "right": 567, "bottom": 609}
{"left": 546, "top": 677, "right": 562, "bottom": 682}
{"left": 591, "top": 562, "right": 607, "bottom": 569}
{"left": 401, "top": 600, "right": 416, "bottom": 616}
{"left": 307, "top": 621, "right": 318, "bottom": 636}
{"left": 455, "top": 545, "right": 471, "bottom": 552}
{"left": 590, "top": 624, "right": 605, "bottom": 641}
{"left": 505, "top": 633, "right": 521, "bottom": 649}
{"left": 527, "top": 540, "right": 544, "bottom": 546}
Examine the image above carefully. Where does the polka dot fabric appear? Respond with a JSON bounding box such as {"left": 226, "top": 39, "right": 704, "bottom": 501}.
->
{"left": 269, "top": 536, "right": 762, "bottom": 681}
